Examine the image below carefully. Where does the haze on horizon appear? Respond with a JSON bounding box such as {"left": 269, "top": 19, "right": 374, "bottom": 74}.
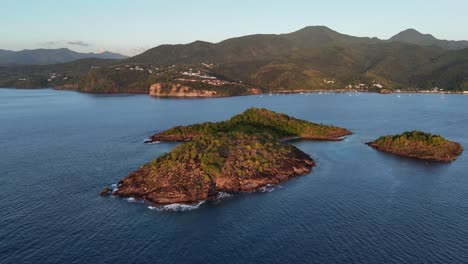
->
{"left": 1, "top": 0, "right": 467, "bottom": 56}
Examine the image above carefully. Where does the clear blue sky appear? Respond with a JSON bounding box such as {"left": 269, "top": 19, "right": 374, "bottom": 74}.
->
{"left": 1, "top": 0, "right": 467, "bottom": 56}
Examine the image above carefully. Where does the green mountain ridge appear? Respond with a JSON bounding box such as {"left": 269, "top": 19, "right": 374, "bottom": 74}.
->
{"left": 389, "top": 29, "right": 468, "bottom": 50}
{"left": 0, "top": 48, "right": 128, "bottom": 66}
{"left": 1, "top": 26, "right": 467, "bottom": 93}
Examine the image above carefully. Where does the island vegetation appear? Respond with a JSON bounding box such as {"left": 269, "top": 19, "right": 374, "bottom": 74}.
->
{"left": 107, "top": 108, "right": 352, "bottom": 205}
{"left": 367, "top": 130, "right": 463, "bottom": 162}
{"left": 147, "top": 107, "right": 352, "bottom": 143}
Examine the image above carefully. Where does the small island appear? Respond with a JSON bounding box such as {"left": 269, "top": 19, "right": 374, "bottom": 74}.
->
{"left": 107, "top": 108, "right": 352, "bottom": 205}
{"left": 367, "top": 130, "right": 463, "bottom": 162}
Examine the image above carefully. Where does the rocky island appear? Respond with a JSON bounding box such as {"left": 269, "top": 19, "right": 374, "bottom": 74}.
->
{"left": 367, "top": 130, "right": 463, "bottom": 162}
{"left": 108, "top": 108, "right": 352, "bottom": 205}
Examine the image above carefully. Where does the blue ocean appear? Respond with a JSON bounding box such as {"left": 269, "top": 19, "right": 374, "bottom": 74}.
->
{"left": 1, "top": 89, "right": 467, "bottom": 263}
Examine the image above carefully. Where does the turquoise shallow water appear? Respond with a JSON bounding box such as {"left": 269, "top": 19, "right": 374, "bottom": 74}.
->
{"left": 1, "top": 89, "right": 467, "bottom": 264}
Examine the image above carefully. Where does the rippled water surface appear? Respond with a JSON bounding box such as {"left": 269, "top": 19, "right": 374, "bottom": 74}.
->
{"left": 1, "top": 89, "right": 467, "bottom": 264}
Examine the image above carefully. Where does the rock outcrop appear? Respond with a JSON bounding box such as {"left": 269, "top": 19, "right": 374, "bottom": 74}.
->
{"left": 100, "top": 187, "right": 112, "bottom": 196}
{"left": 149, "top": 83, "right": 218, "bottom": 97}
{"left": 148, "top": 83, "right": 261, "bottom": 97}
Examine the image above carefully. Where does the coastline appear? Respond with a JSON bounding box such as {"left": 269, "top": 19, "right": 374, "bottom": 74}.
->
{"left": 1, "top": 86, "right": 467, "bottom": 97}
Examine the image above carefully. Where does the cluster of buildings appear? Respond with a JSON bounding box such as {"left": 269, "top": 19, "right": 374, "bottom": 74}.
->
{"left": 16, "top": 72, "right": 70, "bottom": 82}
{"left": 47, "top": 72, "right": 68, "bottom": 82}
{"left": 346, "top": 83, "right": 367, "bottom": 89}
{"left": 176, "top": 69, "right": 233, "bottom": 86}
{"left": 202, "top": 63, "right": 214, "bottom": 68}
{"left": 47, "top": 72, "right": 58, "bottom": 82}
{"left": 344, "top": 82, "right": 384, "bottom": 90}
{"left": 112, "top": 65, "right": 159, "bottom": 74}
{"left": 181, "top": 70, "right": 216, "bottom": 79}
{"left": 175, "top": 77, "right": 233, "bottom": 86}
{"left": 414, "top": 87, "right": 446, "bottom": 93}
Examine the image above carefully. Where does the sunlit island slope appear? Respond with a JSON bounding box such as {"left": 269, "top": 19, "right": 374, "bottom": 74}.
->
{"left": 107, "top": 108, "right": 352, "bottom": 204}
{"left": 367, "top": 131, "right": 463, "bottom": 162}
{"left": 146, "top": 107, "right": 351, "bottom": 143}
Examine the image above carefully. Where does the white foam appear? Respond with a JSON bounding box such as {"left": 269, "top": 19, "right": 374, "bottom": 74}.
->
{"left": 258, "top": 184, "right": 276, "bottom": 193}
{"left": 111, "top": 183, "right": 119, "bottom": 192}
{"left": 216, "top": 192, "right": 232, "bottom": 199}
{"left": 126, "top": 197, "right": 136, "bottom": 202}
{"left": 148, "top": 201, "right": 205, "bottom": 212}
{"left": 145, "top": 139, "right": 161, "bottom": 144}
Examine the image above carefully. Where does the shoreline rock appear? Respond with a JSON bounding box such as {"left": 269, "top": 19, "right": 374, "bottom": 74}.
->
{"left": 100, "top": 187, "right": 112, "bottom": 196}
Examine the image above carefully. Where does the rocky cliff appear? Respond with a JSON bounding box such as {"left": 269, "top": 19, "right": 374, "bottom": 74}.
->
{"left": 149, "top": 83, "right": 218, "bottom": 97}
{"left": 149, "top": 82, "right": 261, "bottom": 97}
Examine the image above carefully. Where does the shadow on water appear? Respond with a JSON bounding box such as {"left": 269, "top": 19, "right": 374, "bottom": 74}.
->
{"left": 368, "top": 146, "right": 458, "bottom": 169}
{"left": 85, "top": 93, "right": 141, "bottom": 98}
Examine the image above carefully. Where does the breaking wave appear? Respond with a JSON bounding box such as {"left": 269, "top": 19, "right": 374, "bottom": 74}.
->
{"left": 111, "top": 183, "right": 119, "bottom": 192}
{"left": 258, "top": 184, "right": 276, "bottom": 193}
{"left": 216, "top": 192, "right": 232, "bottom": 199}
{"left": 144, "top": 138, "right": 160, "bottom": 144}
{"left": 148, "top": 201, "right": 205, "bottom": 212}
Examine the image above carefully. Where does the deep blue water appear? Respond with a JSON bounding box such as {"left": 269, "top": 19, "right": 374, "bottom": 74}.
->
{"left": 1, "top": 88, "right": 468, "bottom": 264}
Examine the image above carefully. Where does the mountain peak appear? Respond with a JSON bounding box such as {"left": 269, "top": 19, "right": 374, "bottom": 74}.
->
{"left": 389, "top": 28, "right": 468, "bottom": 50}
{"left": 400, "top": 28, "right": 422, "bottom": 34}
{"left": 390, "top": 28, "right": 437, "bottom": 42}
{"left": 291, "top": 25, "right": 337, "bottom": 35}
{"left": 284, "top": 25, "right": 378, "bottom": 48}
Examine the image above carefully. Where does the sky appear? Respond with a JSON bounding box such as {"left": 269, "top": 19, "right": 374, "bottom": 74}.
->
{"left": 1, "top": 0, "right": 467, "bottom": 56}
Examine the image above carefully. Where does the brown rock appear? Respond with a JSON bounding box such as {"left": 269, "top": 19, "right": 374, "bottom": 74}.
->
{"left": 100, "top": 187, "right": 113, "bottom": 196}
{"left": 149, "top": 83, "right": 217, "bottom": 97}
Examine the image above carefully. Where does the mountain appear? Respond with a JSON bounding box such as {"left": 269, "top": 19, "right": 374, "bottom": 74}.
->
{"left": 1, "top": 26, "right": 467, "bottom": 93}
{"left": 0, "top": 48, "right": 127, "bottom": 66}
{"left": 128, "top": 26, "right": 381, "bottom": 65}
{"left": 282, "top": 26, "right": 381, "bottom": 48}
{"left": 389, "top": 29, "right": 468, "bottom": 50}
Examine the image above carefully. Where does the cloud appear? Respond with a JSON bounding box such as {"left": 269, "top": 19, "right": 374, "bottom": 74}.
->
{"left": 42, "top": 41, "right": 61, "bottom": 47}
{"left": 40, "top": 40, "right": 91, "bottom": 48}
{"left": 66, "top": 41, "right": 90, "bottom": 47}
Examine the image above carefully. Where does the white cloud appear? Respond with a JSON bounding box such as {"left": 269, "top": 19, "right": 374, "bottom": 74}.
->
{"left": 41, "top": 40, "right": 91, "bottom": 48}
